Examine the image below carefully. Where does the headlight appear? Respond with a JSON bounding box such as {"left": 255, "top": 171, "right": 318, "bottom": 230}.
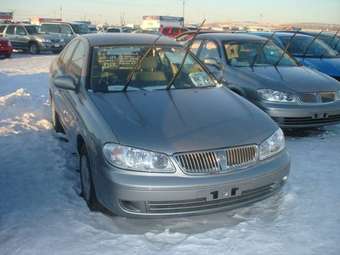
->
{"left": 103, "top": 143, "right": 175, "bottom": 173}
{"left": 257, "top": 89, "right": 297, "bottom": 103}
{"left": 336, "top": 90, "right": 340, "bottom": 100}
{"left": 259, "top": 129, "right": 285, "bottom": 160}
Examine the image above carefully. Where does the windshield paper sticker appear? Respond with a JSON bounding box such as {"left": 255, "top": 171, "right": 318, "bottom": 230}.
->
{"left": 97, "top": 49, "right": 140, "bottom": 71}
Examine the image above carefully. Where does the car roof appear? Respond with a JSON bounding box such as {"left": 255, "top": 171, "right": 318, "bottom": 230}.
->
{"left": 253, "top": 31, "right": 314, "bottom": 38}
{"left": 83, "top": 33, "right": 179, "bottom": 47}
{"left": 6, "top": 23, "right": 37, "bottom": 26}
{"left": 195, "top": 32, "right": 268, "bottom": 42}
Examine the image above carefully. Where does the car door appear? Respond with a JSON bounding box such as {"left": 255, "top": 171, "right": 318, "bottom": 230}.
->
{"left": 52, "top": 39, "right": 79, "bottom": 132}
{"left": 4, "top": 25, "right": 17, "bottom": 47}
{"left": 60, "top": 40, "right": 87, "bottom": 144}
{"left": 14, "top": 26, "right": 29, "bottom": 50}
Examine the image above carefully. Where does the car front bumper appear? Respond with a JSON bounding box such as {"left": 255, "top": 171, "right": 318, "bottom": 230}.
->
{"left": 39, "top": 42, "right": 65, "bottom": 52}
{"left": 259, "top": 101, "right": 340, "bottom": 128}
{"left": 93, "top": 151, "right": 290, "bottom": 218}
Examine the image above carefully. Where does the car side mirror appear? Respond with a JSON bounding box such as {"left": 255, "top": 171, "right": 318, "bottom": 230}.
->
{"left": 54, "top": 75, "right": 77, "bottom": 91}
{"left": 204, "top": 58, "right": 224, "bottom": 71}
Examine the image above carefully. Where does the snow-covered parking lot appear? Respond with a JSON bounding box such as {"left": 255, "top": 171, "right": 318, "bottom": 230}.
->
{"left": 0, "top": 53, "right": 340, "bottom": 255}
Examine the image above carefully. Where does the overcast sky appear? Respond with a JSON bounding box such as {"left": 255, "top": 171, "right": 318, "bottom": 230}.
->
{"left": 2, "top": 0, "right": 340, "bottom": 25}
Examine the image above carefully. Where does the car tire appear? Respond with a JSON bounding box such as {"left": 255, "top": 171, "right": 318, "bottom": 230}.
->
{"left": 79, "top": 145, "right": 100, "bottom": 211}
{"left": 51, "top": 97, "right": 64, "bottom": 133}
{"left": 29, "top": 42, "right": 40, "bottom": 55}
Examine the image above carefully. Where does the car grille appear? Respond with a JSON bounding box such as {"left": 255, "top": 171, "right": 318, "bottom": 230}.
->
{"left": 146, "top": 183, "right": 276, "bottom": 214}
{"left": 299, "top": 92, "right": 336, "bottom": 103}
{"left": 174, "top": 145, "right": 258, "bottom": 175}
{"left": 276, "top": 114, "right": 340, "bottom": 126}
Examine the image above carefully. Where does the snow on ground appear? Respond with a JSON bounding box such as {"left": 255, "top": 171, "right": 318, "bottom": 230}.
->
{"left": 0, "top": 53, "right": 340, "bottom": 255}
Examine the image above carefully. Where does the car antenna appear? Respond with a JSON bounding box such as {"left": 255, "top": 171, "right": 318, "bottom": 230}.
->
{"left": 302, "top": 30, "right": 323, "bottom": 60}
{"left": 122, "top": 33, "right": 163, "bottom": 92}
{"left": 275, "top": 31, "right": 298, "bottom": 67}
{"left": 166, "top": 19, "right": 206, "bottom": 90}
{"left": 320, "top": 30, "right": 339, "bottom": 58}
{"left": 250, "top": 31, "right": 277, "bottom": 69}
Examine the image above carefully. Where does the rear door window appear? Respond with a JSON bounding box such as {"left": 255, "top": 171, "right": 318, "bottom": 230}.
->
{"left": 15, "top": 26, "right": 27, "bottom": 35}
{"left": 6, "top": 25, "right": 15, "bottom": 35}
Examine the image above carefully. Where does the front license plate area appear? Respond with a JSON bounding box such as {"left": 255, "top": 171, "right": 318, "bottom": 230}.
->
{"left": 198, "top": 186, "right": 242, "bottom": 201}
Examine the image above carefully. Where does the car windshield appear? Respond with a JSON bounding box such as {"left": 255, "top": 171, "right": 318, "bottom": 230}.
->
{"left": 279, "top": 35, "right": 339, "bottom": 58}
{"left": 25, "top": 25, "right": 40, "bottom": 34}
{"left": 70, "top": 23, "right": 89, "bottom": 34}
{"left": 224, "top": 41, "right": 297, "bottom": 67}
{"left": 90, "top": 46, "right": 217, "bottom": 92}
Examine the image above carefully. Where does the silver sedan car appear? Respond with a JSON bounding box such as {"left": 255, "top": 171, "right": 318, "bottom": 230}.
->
{"left": 49, "top": 33, "right": 290, "bottom": 217}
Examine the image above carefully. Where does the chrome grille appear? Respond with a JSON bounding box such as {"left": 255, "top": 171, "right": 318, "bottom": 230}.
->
{"left": 174, "top": 145, "right": 258, "bottom": 175}
{"left": 299, "top": 92, "right": 336, "bottom": 103}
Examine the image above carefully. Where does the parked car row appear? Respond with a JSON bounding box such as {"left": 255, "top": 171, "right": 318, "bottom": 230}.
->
{"left": 48, "top": 27, "right": 340, "bottom": 218}
{"left": 0, "top": 22, "right": 91, "bottom": 56}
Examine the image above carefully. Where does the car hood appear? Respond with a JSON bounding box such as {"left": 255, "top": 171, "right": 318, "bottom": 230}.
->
{"left": 226, "top": 66, "right": 340, "bottom": 93}
{"left": 89, "top": 88, "right": 277, "bottom": 154}
{"left": 296, "top": 57, "right": 340, "bottom": 77}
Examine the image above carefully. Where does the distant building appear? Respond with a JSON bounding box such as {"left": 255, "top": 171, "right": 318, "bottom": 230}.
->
{"left": 141, "top": 16, "right": 184, "bottom": 31}
{"left": 30, "top": 17, "right": 62, "bottom": 25}
{"left": 0, "top": 12, "right": 13, "bottom": 22}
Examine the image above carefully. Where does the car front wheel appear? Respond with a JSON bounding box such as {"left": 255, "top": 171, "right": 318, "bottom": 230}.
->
{"left": 79, "top": 145, "right": 99, "bottom": 211}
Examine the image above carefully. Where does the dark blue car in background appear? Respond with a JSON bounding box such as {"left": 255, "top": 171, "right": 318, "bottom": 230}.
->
{"left": 254, "top": 32, "right": 340, "bottom": 82}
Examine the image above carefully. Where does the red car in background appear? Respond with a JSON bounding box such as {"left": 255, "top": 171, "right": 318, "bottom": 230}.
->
{"left": 0, "top": 37, "right": 12, "bottom": 58}
{"left": 160, "top": 26, "right": 188, "bottom": 38}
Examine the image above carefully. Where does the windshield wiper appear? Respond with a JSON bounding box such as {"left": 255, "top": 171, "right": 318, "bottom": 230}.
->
{"left": 166, "top": 19, "right": 206, "bottom": 90}
{"left": 302, "top": 31, "right": 323, "bottom": 60}
{"left": 275, "top": 31, "right": 298, "bottom": 66}
{"left": 320, "top": 30, "right": 339, "bottom": 58}
{"left": 250, "top": 32, "right": 276, "bottom": 68}
{"left": 122, "top": 34, "right": 163, "bottom": 91}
